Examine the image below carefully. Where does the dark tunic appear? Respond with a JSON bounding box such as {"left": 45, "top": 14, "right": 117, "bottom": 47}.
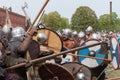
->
{"left": 4, "top": 36, "right": 32, "bottom": 80}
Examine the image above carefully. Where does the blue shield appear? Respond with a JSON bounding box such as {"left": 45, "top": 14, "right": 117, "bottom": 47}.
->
{"left": 78, "top": 40, "right": 107, "bottom": 68}
{"left": 110, "top": 36, "right": 120, "bottom": 69}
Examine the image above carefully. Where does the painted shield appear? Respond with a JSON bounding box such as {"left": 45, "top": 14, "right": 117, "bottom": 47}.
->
{"left": 33, "top": 28, "right": 63, "bottom": 53}
{"left": 38, "top": 63, "right": 74, "bottom": 80}
{"left": 110, "top": 36, "right": 120, "bottom": 69}
{"left": 62, "top": 62, "right": 91, "bottom": 80}
{"left": 78, "top": 39, "right": 107, "bottom": 68}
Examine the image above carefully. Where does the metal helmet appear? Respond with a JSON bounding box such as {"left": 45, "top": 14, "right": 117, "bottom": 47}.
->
{"left": 56, "top": 30, "right": 62, "bottom": 36}
{"left": 37, "top": 32, "right": 47, "bottom": 44}
{"left": 109, "top": 31, "right": 113, "bottom": 35}
{"left": 37, "top": 23, "right": 45, "bottom": 29}
{"left": 78, "top": 31, "right": 85, "bottom": 38}
{"left": 102, "top": 33, "right": 106, "bottom": 37}
{"left": 92, "top": 33, "right": 99, "bottom": 39}
{"left": 11, "top": 26, "right": 25, "bottom": 38}
{"left": 76, "top": 70, "right": 85, "bottom": 80}
{"left": 86, "top": 26, "right": 93, "bottom": 32}
{"left": 2, "top": 24, "right": 11, "bottom": 34}
{"left": 72, "top": 31, "right": 77, "bottom": 36}
{"left": 62, "top": 28, "right": 72, "bottom": 36}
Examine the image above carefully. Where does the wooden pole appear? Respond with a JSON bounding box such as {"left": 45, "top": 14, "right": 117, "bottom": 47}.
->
{"left": 27, "top": 0, "right": 49, "bottom": 33}
{"left": 105, "top": 77, "right": 120, "bottom": 80}
{"left": 109, "top": 1, "right": 112, "bottom": 31}
{"left": 6, "top": 41, "right": 104, "bottom": 70}
{"left": 69, "top": 54, "right": 111, "bottom": 62}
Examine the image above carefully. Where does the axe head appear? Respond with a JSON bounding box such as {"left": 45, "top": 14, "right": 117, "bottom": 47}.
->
{"left": 24, "top": 2, "right": 28, "bottom": 8}
{"left": 22, "top": 2, "right": 28, "bottom": 9}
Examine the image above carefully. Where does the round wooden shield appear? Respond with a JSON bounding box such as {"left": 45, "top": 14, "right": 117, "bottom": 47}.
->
{"left": 33, "top": 28, "right": 63, "bottom": 53}
{"left": 78, "top": 39, "right": 107, "bottom": 68}
{"left": 38, "top": 63, "right": 74, "bottom": 80}
{"left": 62, "top": 62, "right": 91, "bottom": 80}
{"left": 110, "top": 36, "right": 120, "bottom": 69}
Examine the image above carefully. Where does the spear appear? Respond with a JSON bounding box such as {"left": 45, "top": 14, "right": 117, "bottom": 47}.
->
{"left": 6, "top": 41, "right": 108, "bottom": 70}
{"left": 26, "top": 0, "right": 49, "bottom": 33}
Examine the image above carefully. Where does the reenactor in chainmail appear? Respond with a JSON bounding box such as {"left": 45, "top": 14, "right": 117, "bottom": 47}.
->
{"left": 78, "top": 31, "right": 86, "bottom": 46}
{"left": 72, "top": 30, "right": 80, "bottom": 48}
{"left": 60, "top": 28, "right": 76, "bottom": 62}
{"left": 86, "top": 26, "right": 93, "bottom": 40}
{"left": 0, "top": 29, "right": 8, "bottom": 80}
{"left": 2, "top": 24, "right": 12, "bottom": 41}
{"left": 90, "top": 33, "right": 108, "bottom": 80}
{"left": 61, "top": 28, "right": 75, "bottom": 49}
{"left": 4, "top": 26, "right": 37, "bottom": 80}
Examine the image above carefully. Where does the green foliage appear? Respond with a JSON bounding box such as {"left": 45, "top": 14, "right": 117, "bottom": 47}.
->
{"left": 98, "top": 12, "right": 120, "bottom": 31}
{"left": 113, "top": 18, "right": 120, "bottom": 31}
{"left": 41, "top": 11, "right": 69, "bottom": 30}
{"left": 98, "top": 14, "right": 110, "bottom": 30}
{"left": 40, "top": 8, "right": 120, "bottom": 32}
{"left": 71, "top": 6, "right": 98, "bottom": 31}
{"left": 60, "top": 17, "right": 69, "bottom": 30}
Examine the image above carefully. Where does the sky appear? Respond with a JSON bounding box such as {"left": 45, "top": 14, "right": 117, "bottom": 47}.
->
{"left": 0, "top": 0, "right": 120, "bottom": 23}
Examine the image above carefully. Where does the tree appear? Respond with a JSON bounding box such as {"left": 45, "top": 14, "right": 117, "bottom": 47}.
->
{"left": 71, "top": 6, "right": 98, "bottom": 31}
{"left": 60, "top": 17, "right": 70, "bottom": 30}
{"left": 98, "top": 12, "right": 120, "bottom": 31}
{"left": 41, "top": 11, "right": 69, "bottom": 30}
{"left": 98, "top": 14, "right": 110, "bottom": 30}
{"left": 114, "top": 18, "right": 120, "bottom": 31}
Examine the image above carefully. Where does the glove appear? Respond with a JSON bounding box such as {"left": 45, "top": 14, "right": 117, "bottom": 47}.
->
{"left": 39, "top": 50, "right": 54, "bottom": 58}
{"left": 17, "top": 58, "right": 32, "bottom": 68}
{"left": 25, "top": 61, "right": 32, "bottom": 68}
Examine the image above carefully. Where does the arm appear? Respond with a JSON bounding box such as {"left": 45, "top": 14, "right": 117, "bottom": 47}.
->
{"left": 5, "top": 8, "right": 12, "bottom": 27}
{"left": 18, "top": 34, "right": 32, "bottom": 52}
{"left": 18, "top": 27, "right": 37, "bottom": 52}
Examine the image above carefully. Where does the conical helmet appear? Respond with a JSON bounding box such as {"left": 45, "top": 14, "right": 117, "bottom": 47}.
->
{"left": 86, "top": 26, "right": 93, "bottom": 32}
{"left": 92, "top": 33, "right": 99, "bottom": 39}
{"left": 2, "top": 24, "right": 12, "bottom": 34}
{"left": 78, "top": 31, "right": 85, "bottom": 38}
{"left": 11, "top": 26, "right": 25, "bottom": 38}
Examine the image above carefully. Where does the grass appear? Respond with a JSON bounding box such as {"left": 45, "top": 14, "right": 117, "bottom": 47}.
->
{"left": 105, "top": 51, "right": 120, "bottom": 79}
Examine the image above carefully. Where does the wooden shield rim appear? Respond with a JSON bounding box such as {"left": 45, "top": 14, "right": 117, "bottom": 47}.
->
{"left": 61, "top": 62, "right": 92, "bottom": 80}
{"left": 110, "top": 35, "right": 120, "bottom": 69}
{"left": 61, "top": 62, "right": 82, "bottom": 73}
{"left": 78, "top": 39, "right": 107, "bottom": 69}
{"left": 33, "top": 28, "right": 63, "bottom": 53}
{"left": 38, "top": 63, "right": 74, "bottom": 80}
